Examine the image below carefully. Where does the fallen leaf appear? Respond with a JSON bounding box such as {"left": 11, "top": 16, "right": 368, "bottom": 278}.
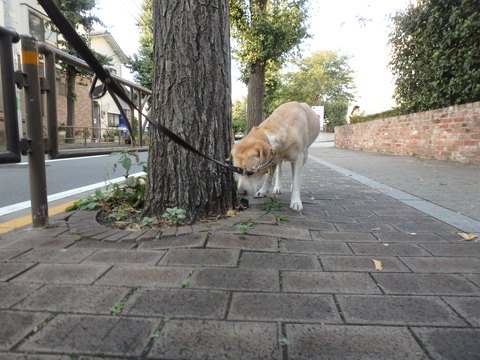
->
{"left": 458, "top": 232, "right": 477, "bottom": 241}
{"left": 372, "top": 259, "right": 383, "bottom": 271}
{"left": 226, "top": 210, "right": 237, "bottom": 217}
{"left": 371, "top": 227, "right": 381, "bottom": 231}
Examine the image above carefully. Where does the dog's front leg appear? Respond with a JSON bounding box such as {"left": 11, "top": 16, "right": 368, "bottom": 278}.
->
{"left": 289, "top": 156, "right": 304, "bottom": 211}
{"left": 272, "top": 161, "right": 282, "bottom": 194}
{"left": 255, "top": 164, "right": 277, "bottom": 197}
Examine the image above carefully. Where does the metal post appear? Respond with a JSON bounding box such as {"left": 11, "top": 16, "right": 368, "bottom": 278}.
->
{"left": 137, "top": 88, "right": 143, "bottom": 147}
{"left": 21, "top": 35, "right": 48, "bottom": 227}
{"left": 41, "top": 45, "right": 59, "bottom": 159}
{"left": 0, "top": 26, "right": 21, "bottom": 163}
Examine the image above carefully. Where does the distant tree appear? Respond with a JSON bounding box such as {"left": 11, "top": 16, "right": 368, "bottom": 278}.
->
{"left": 324, "top": 101, "right": 348, "bottom": 132}
{"left": 273, "top": 50, "right": 356, "bottom": 108}
{"left": 389, "top": 0, "right": 480, "bottom": 113}
{"left": 230, "top": 0, "right": 309, "bottom": 130}
{"left": 51, "top": 0, "right": 109, "bottom": 142}
{"left": 126, "top": 0, "right": 153, "bottom": 89}
{"left": 232, "top": 97, "right": 247, "bottom": 133}
{"left": 143, "top": 0, "right": 236, "bottom": 223}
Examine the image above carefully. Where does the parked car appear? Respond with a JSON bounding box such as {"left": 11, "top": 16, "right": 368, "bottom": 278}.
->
{"left": 234, "top": 131, "right": 245, "bottom": 140}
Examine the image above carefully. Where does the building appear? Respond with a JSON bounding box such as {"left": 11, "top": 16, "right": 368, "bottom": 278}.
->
{"left": 0, "top": 0, "right": 131, "bottom": 145}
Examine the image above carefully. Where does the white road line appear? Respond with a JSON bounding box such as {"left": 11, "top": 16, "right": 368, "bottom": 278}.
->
{"left": 16, "top": 154, "right": 109, "bottom": 165}
{"left": 0, "top": 171, "right": 145, "bottom": 217}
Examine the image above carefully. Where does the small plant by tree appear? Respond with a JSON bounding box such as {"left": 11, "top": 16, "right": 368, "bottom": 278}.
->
{"left": 161, "top": 207, "right": 187, "bottom": 226}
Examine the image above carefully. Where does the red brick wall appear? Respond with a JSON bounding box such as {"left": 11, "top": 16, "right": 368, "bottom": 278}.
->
{"left": 334, "top": 101, "right": 480, "bottom": 164}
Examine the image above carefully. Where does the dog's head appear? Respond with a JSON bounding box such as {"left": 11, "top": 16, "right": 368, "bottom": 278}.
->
{"left": 229, "top": 127, "right": 273, "bottom": 195}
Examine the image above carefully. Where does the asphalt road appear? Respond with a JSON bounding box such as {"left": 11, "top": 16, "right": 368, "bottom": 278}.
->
{"left": 0, "top": 152, "right": 149, "bottom": 210}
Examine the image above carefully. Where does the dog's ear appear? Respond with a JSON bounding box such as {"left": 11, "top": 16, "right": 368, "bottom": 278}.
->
{"left": 255, "top": 144, "right": 264, "bottom": 161}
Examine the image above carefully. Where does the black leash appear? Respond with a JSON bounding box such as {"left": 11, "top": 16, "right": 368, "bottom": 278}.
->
{"left": 37, "top": 0, "right": 258, "bottom": 176}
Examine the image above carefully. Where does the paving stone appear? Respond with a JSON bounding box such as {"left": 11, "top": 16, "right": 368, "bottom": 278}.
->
{"left": 349, "top": 243, "right": 430, "bottom": 256}
{"left": 125, "top": 288, "right": 228, "bottom": 319}
{"left": 0, "top": 283, "right": 42, "bottom": 309}
{"left": 84, "top": 249, "right": 165, "bottom": 265}
{"left": 138, "top": 233, "right": 207, "bottom": 250}
{"left": 243, "top": 224, "right": 312, "bottom": 240}
{"left": 2, "top": 236, "right": 76, "bottom": 249}
{"left": 20, "top": 314, "right": 158, "bottom": 357}
{"left": 229, "top": 292, "right": 341, "bottom": 322}
{"left": 14, "top": 285, "right": 130, "bottom": 314}
{"left": 311, "top": 231, "right": 377, "bottom": 242}
{"left": 91, "top": 229, "right": 125, "bottom": 241}
{"left": 0, "top": 263, "right": 36, "bottom": 281}
{"left": 69, "top": 239, "right": 134, "bottom": 249}
{"left": 337, "top": 295, "right": 466, "bottom": 326}
{"left": 190, "top": 268, "right": 279, "bottom": 291}
{"left": 147, "top": 320, "right": 279, "bottom": 360}
{"left": 281, "top": 240, "right": 352, "bottom": 255}
{"left": 117, "top": 230, "right": 147, "bottom": 242}
{"left": 207, "top": 233, "right": 278, "bottom": 251}
{"left": 12, "top": 264, "right": 110, "bottom": 285}
{"left": 0, "top": 249, "right": 29, "bottom": 261}
{"left": 159, "top": 249, "right": 240, "bottom": 267}
{"left": 468, "top": 274, "right": 480, "bottom": 287}
{"left": 10, "top": 248, "right": 96, "bottom": 264}
{"left": 286, "top": 324, "right": 427, "bottom": 360}
{"left": 421, "top": 243, "right": 480, "bottom": 257}
{"left": 394, "top": 221, "right": 459, "bottom": 233}
{"left": 400, "top": 257, "right": 480, "bottom": 273}
{"left": 442, "top": 297, "right": 480, "bottom": 326}
{"left": 0, "top": 311, "right": 50, "bottom": 351}
{"left": 280, "top": 219, "right": 336, "bottom": 231}
{"left": 282, "top": 271, "right": 381, "bottom": 294}
{"left": 321, "top": 255, "right": 410, "bottom": 272}
{"left": 372, "top": 273, "right": 480, "bottom": 295}
{"left": 240, "top": 252, "right": 319, "bottom": 270}
{"left": 334, "top": 223, "right": 399, "bottom": 233}
{"left": 0, "top": 354, "right": 63, "bottom": 360}
{"left": 412, "top": 328, "right": 480, "bottom": 360}
{"left": 375, "top": 232, "right": 447, "bottom": 243}
{"left": 95, "top": 265, "right": 190, "bottom": 287}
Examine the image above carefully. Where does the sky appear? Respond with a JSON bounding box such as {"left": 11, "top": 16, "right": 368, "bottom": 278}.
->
{"left": 93, "top": 0, "right": 412, "bottom": 114}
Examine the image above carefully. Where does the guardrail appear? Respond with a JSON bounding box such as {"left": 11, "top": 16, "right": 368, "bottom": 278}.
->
{"left": 0, "top": 26, "right": 151, "bottom": 226}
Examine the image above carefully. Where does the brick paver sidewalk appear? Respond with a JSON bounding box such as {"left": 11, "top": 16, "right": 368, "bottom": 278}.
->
{"left": 0, "top": 158, "right": 479, "bottom": 359}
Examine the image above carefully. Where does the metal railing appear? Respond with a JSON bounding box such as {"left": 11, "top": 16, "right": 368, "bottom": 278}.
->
{"left": 0, "top": 26, "right": 152, "bottom": 226}
{"left": 38, "top": 41, "right": 151, "bottom": 159}
{"left": 0, "top": 26, "right": 21, "bottom": 163}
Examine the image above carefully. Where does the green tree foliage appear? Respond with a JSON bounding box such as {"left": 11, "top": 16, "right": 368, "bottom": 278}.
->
{"left": 324, "top": 101, "right": 348, "bottom": 132}
{"left": 272, "top": 50, "right": 356, "bottom": 109}
{"left": 230, "top": 0, "right": 310, "bottom": 128}
{"left": 389, "top": 0, "right": 480, "bottom": 113}
{"left": 232, "top": 97, "right": 247, "bottom": 133}
{"left": 126, "top": 0, "right": 153, "bottom": 89}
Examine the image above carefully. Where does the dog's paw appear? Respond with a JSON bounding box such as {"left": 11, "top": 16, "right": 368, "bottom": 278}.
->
{"left": 254, "top": 190, "right": 267, "bottom": 198}
{"left": 289, "top": 200, "right": 303, "bottom": 211}
{"left": 272, "top": 187, "right": 282, "bottom": 194}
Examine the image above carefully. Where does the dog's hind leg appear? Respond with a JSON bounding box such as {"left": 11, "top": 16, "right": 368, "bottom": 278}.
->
{"left": 272, "top": 161, "right": 282, "bottom": 194}
{"left": 289, "top": 154, "right": 304, "bottom": 211}
{"left": 255, "top": 163, "right": 277, "bottom": 197}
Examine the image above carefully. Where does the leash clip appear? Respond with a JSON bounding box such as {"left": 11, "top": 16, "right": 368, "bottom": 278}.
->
{"left": 89, "top": 68, "right": 111, "bottom": 100}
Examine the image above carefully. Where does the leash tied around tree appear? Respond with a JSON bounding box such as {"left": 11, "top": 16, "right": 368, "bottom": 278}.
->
{"left": 37, "top": 0, "right": 265, "bottom": 177}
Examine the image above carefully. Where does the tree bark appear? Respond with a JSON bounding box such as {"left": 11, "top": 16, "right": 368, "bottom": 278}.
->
{"left": 246, "top": 0, "right": 268, "bottom": 131}
{"left": 144, "top": 0, "right": 236, "bottom": 223}
{"left": 65, "top": 66, "right": 76, "bottom": 143}
{"left": 246, "top": 61, "right": 266, "bottom": 131}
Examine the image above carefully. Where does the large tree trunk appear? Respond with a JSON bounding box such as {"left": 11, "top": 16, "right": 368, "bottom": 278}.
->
{"left": 144, "top": 0, "right": 236, "bottom": 223}
{"left": 246, "top": 61, "right": 266, "bottom": 131}
{"left": 65, "top": 66, "right": 76, "bottom": 144}
{"left": 246, "top": 0, "right": 268, "bottom": 131}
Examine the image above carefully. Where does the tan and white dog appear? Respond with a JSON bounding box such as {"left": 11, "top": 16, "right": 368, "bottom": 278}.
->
{"left": 230, "top": 101, "right": 320, "bottom": 211}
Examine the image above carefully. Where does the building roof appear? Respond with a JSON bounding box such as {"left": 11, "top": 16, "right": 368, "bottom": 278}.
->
{"left": 89, "top": 30, "right": 128, "bottom": 64}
